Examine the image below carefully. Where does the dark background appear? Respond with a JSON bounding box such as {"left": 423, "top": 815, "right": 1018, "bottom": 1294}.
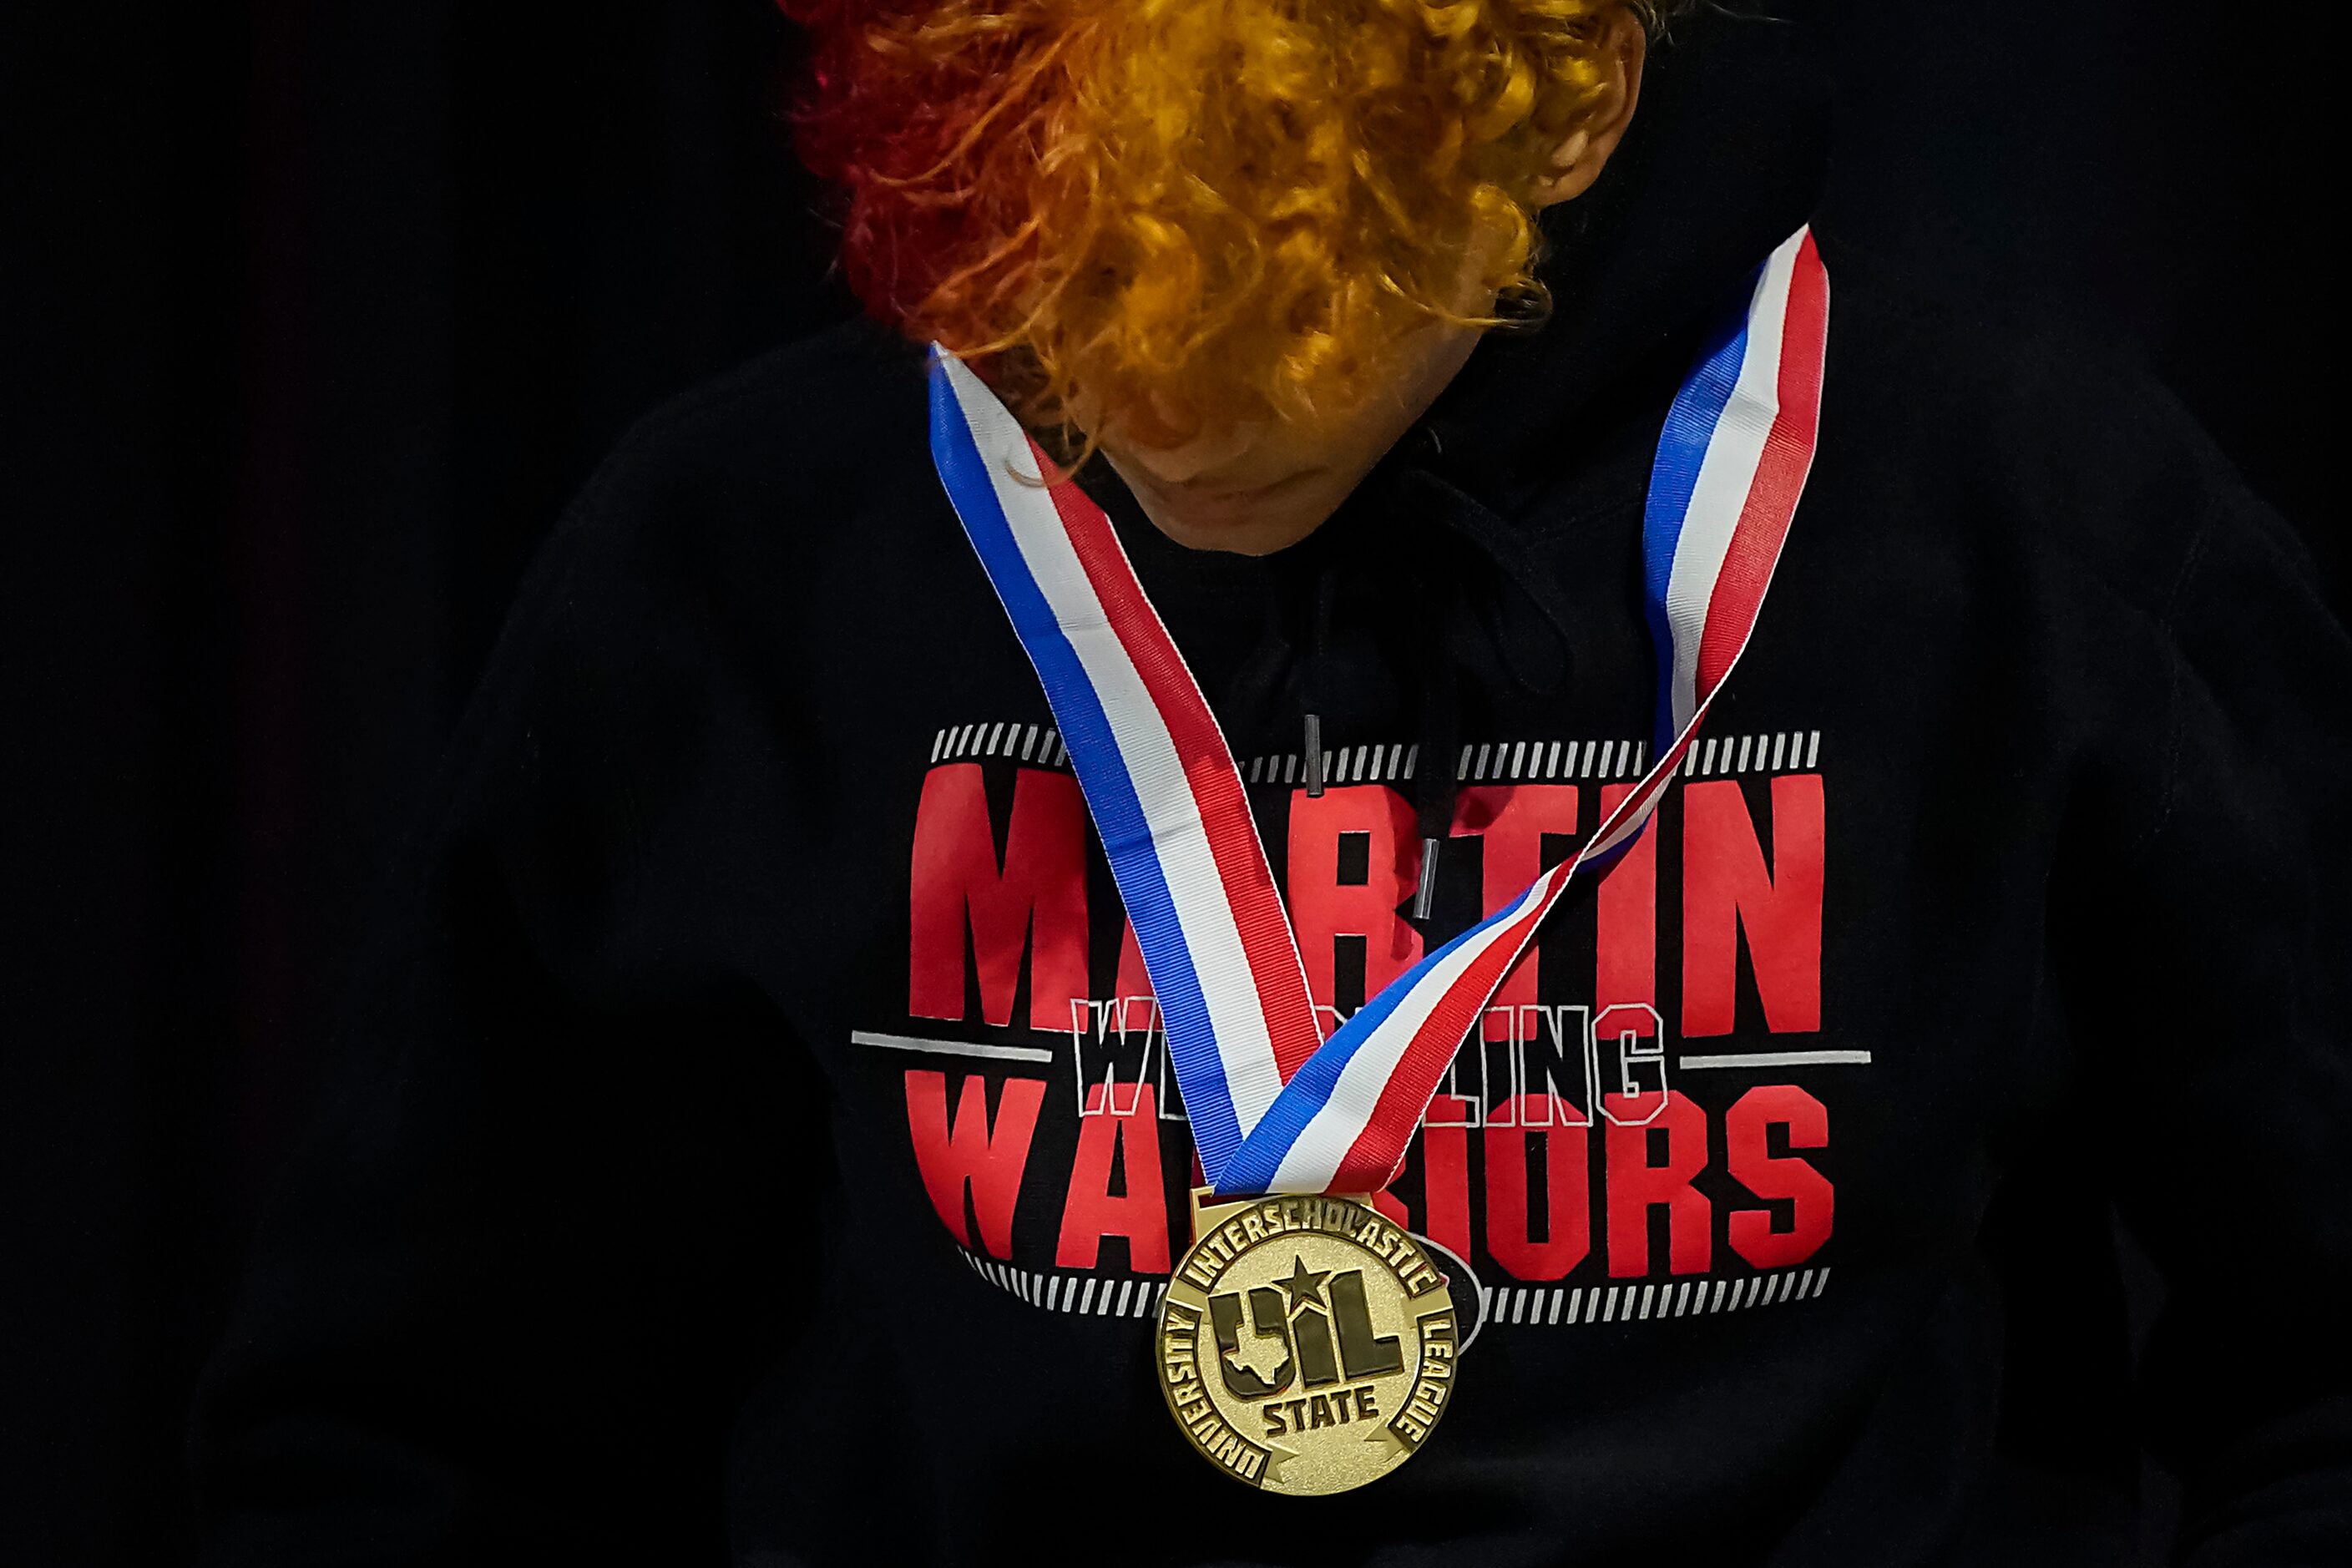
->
{"left": 0, "top": 2, "right": 2332, "bottom": 1561}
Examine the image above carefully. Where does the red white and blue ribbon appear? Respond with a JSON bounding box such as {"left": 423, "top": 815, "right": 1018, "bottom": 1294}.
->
{"left": 928, "top": 225, "right": 1828, "bottom": 1197}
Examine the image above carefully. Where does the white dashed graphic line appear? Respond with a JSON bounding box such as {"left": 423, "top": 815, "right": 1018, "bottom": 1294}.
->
{"left": 964, "top": 1251, "right": 1171, "bottom": 1315}
{"left": 1475, "top": 1267, "right": 1831, "bottom": 1328}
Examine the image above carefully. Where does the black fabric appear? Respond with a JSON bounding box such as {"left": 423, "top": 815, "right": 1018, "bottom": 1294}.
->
{"left": 177, "top": 13, "right": 2352, "bottom": 1567}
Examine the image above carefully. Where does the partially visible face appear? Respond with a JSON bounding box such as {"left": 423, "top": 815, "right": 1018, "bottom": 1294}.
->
{"left": 1076, "top": 8, "right": 1646, "bottom": 556}
{"left": 1092, "top": 218, "right": 1507, "bottom": 556}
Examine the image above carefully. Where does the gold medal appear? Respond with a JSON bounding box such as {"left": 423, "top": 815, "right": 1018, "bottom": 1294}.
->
{"left": 1156, "top": 1191, "right": 1460, "bottom": 1495}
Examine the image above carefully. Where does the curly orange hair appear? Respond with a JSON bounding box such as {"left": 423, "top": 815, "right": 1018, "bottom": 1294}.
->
{"left": 778, "top": 0, "right": 1662, "bottom": 476}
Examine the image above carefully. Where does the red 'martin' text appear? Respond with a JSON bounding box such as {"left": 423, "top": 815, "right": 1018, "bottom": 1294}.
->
{"left": 899, "top": 767, "right": 1832, "bottom": 1281}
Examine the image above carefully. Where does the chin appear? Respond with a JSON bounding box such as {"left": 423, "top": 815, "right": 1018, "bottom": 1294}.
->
{"left": 1111, "top": 450, "right": 1353, "bottom": 554}
{"left": 1161, "top": 493, "right": 1335, "bottom": 556}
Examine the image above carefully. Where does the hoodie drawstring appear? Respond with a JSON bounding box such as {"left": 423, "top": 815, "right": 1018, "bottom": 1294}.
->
{"left": 1300, "top": 568, "right": 1338, "bottom": 797}
{"left": 1233, "top": 434, "right": 1579, "bottom": 926}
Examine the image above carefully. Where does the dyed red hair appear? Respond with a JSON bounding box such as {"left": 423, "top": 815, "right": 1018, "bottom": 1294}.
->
{"left": 777, "top": 0, "right": 1659, "bottom": 474}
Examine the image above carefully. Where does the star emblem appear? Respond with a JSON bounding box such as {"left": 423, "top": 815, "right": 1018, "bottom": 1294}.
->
{"left": 1275, "top": 1255, "right": 1331, "bottom": 1312}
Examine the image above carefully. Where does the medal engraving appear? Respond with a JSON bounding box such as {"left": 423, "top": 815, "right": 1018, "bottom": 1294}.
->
{"left": 1156, "top": 1194, "right": 1458, "bottom": 1495}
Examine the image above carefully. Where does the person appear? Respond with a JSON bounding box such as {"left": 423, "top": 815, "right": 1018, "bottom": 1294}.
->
{"left": 190, "top": 2, "right": 2352, "bottom": 1563}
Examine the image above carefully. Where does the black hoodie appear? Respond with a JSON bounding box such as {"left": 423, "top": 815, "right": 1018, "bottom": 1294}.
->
{"left": 190, "top": 17, "right": 2352, "bottom": 1567}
